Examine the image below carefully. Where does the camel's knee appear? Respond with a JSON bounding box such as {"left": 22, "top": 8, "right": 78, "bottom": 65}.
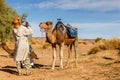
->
{"left": 60, "top": 54, "right": 63, "bottom": 59}
{"left": 53, "top": 55, "right": 56, "bottom": 59}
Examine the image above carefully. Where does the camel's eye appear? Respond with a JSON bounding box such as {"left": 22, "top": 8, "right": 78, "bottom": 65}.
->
{"left": 46, "top": 22, "right": 49, "bottom": 25}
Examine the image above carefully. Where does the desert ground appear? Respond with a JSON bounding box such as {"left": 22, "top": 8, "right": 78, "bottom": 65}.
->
{"left": 0, "top": 38, "right": 120, "bottom": 80}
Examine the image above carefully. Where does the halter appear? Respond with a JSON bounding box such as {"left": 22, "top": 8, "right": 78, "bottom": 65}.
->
{"left": 40, "top": 28, "right": 46, "bottom": 57}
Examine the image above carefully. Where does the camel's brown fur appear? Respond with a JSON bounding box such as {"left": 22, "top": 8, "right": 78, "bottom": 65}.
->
{"left": 1, "top": 42, "right": 14, "bottom": 56}
{"left": 1, "top": 42, "right": 37, "bottom": 59}
{"left": 39, "top": 21, "right": 78, "bottom": 69}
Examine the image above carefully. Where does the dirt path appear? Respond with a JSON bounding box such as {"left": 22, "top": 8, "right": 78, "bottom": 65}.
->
{"left": 0, "top": 41, "right": 120, "bottom": 80}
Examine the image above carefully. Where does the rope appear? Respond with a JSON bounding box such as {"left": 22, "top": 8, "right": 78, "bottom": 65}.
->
{"left": 40, "top": 29, "right": 45, "bottom": 57}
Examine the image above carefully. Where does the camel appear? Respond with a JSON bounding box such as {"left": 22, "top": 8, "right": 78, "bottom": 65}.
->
{"left": 1, "top": 42, "right": 14, "bottom": 56}
{"left": 39, "top": 20, "right": 78, "bottom": 69}
{"left": 1, "top": 42, "right": 37, "bottom": 59}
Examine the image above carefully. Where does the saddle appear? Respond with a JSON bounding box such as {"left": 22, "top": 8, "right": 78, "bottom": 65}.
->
{"left": 65, "top": 24, "right": 78, "bottom": 38}
{"left": 56, "top": 20, "right": 78, "bottom": 38}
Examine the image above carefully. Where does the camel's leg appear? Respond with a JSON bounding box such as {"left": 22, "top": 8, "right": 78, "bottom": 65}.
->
{"left": 59, "top": 43, "right": 64, "bottom": 69}
{"left": 65, "top": 44, "right": 72, "bottom": 68}
{"left": 74, "top": 40, "right": 78, "bottom": 67}
{"left": 51, "top": 45, "right": 56, "bottom": 70}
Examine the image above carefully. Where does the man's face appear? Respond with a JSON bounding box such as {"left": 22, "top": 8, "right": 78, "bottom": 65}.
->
{"left": 12, "top": 17, "right": 22, "bottom": 26}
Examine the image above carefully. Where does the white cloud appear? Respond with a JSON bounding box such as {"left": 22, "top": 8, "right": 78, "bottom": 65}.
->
{"left": 31, "top": 0, "right": 120, "bottom": 11}
{"left": 8, "top": 0, "right": 120, "bottom": 11}
{"left": 33, "top": 2, "right": 55, "bottom": 8}
{"left": 71, "top": 22, "right": 120, "bottom": 39}
{"left": 71, "top": 22, "right": 120, "bottom": 28}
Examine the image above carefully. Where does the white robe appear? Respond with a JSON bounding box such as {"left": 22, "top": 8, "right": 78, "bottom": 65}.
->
{"left": 13, "top": 26, "right": 33, "bottom": 61}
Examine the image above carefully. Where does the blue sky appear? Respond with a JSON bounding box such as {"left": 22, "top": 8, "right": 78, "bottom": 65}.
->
{"left": 6, "top": 0, "right": 120, "bottom": 39}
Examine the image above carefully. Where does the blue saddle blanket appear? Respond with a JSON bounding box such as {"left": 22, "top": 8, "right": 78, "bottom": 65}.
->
{"left": 66, "top": 24, "right": 78, "bottom": 38}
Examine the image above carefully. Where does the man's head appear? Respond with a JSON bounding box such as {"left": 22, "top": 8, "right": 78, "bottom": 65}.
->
{"left": 12, "top": 16, "right": 22, "bottom": 28}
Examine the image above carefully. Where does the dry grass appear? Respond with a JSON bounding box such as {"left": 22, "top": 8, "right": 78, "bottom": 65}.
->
{"left": 42, "top": 42, "right": 51, "bottom": 49}
{"left": 88, "top": 38, "right": 120, "bottom": 54}
{"left": 29, "top": 38, "right": 38, "bottom": 44}
{"left": 29, "top": 38, "right": 51, "bottom": 49}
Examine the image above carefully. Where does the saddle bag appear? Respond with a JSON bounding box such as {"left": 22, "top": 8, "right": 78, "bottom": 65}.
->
{"left": 66, "top": 24, "right": 78, "bottom": 38}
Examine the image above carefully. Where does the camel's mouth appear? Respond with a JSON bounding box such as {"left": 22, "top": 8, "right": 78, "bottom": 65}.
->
{"left": 39, "top": 25, "right": 47, "bottom": 32}
{"left": 39, "top": 23, "right": 50, "bottom": 32}
{"left": 40, "top": 28, "right": 45, "bottom": 32}
{"left": 40, "top": 27, "right": 49, "bottom": 32}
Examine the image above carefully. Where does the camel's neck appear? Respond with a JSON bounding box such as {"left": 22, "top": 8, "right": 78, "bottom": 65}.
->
{"left": 46, "top": 30, "right": 56, "bottom": 44}
{"left": 1, "top": 42, "right": 14, "bottom": 55}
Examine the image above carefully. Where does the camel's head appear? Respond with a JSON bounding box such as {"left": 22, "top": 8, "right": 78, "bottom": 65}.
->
{"left": 39, "top": 21, "right": 53, "bottom": 32}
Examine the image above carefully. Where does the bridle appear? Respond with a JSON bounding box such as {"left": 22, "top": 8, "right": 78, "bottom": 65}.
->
{"left": 40, "top": 28, "right": 50, "bottom": 33}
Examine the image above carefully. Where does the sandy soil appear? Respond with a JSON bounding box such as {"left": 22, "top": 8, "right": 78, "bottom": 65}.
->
{"left": 0, "top": 39, "right": 120, "bottom": 80}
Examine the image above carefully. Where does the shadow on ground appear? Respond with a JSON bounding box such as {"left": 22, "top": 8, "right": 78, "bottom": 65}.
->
{"left": 0, "top": 66, "right": 17, "bottom": 75}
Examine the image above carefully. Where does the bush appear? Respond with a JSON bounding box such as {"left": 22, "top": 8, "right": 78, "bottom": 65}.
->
{"left": 95, "top": 37, "right": 105, "bottom": 42}
{"left": 42, "top": 42, "right": 51, "bottom": 49}
{"left": 88, "top": 38, "right": 120, "bottom": 54}
{"left": 29, "top": 38, "right": 36, "bottom": 44}
{"left": 88, "top": 46, "right": 100, "bottom": 55}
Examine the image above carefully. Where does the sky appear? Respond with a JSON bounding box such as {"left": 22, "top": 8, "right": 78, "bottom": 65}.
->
{"left": 6, "top": 0, "right": 120, "bottom": 39}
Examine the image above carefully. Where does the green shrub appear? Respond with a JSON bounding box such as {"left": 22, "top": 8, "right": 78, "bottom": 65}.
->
{"left": 95, "top": 37, "right": 105, "bottom": 42}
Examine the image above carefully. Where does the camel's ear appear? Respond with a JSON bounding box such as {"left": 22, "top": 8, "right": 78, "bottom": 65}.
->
{"left": 46, "top": 21, "right": 52, "bottom": 25}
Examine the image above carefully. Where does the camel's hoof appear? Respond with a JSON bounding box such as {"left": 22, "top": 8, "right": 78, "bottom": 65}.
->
{"left": 75, "top": 64, "right": 78, "bottom": 68}
{"left": 51, "top": 67, "right": 55, "bottom": 70}
{"left": 18, "top": 73, "right": 23, "bottom": 76}
{"left": 65, "top": 66, "right": 69, "bottom": 69}
{"left": 26, "top": 72, "right": 32, "bottom": 76}
{"left": 60, "top": 67, "right": 64, "bottom": 69}
{"left": 50, "top": 68, "right": 56, "bottom": 72}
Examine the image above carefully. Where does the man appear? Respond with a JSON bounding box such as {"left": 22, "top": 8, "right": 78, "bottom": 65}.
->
{"left": 12, "top": 16, "right": 33, "bottom": 76}
{"left": 23, "top": 21, "right": 37, "bottom": 68}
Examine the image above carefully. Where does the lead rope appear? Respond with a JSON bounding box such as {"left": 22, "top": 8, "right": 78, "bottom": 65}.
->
{"left": 40, "top": 29, "right": 45, "bottom": 57}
